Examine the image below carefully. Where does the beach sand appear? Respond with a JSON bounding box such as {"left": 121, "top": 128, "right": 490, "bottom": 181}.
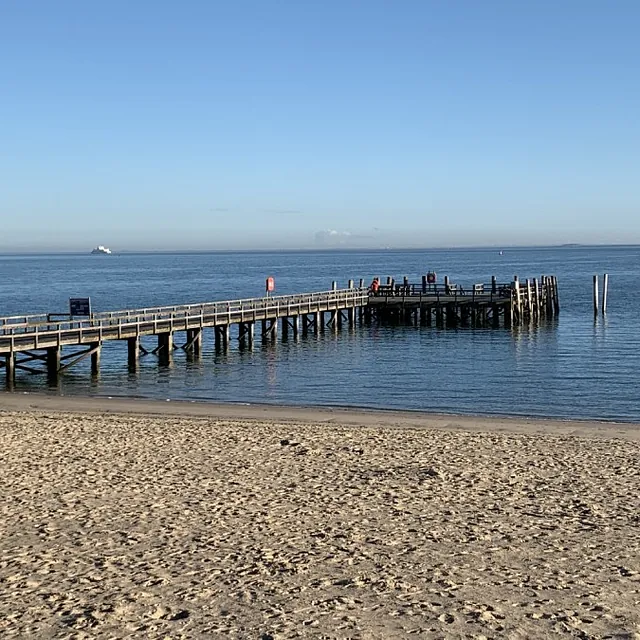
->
{"left": 1, "top": 394, "right": 639, "bottom": 638}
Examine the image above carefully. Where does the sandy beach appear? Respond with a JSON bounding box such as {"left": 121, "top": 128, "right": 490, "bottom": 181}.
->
{"left": 1, "top": 395, "right": 639, "bottom": 639}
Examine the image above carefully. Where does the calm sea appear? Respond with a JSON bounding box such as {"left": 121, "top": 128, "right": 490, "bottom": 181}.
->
{"left": 1, "top": 246, "right": 639, "bottom": 422}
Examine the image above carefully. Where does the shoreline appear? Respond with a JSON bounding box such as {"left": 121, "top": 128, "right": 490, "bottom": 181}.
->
{"left": 2, "top": 390, "right": 640, "bottom": 440}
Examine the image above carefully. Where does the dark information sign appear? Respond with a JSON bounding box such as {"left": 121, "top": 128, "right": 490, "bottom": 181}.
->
{"left": 69, "top": 297, "right": 92, "bottom": 317}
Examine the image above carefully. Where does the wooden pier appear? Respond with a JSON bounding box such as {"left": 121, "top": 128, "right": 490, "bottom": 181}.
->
{"left": 0, "top": 275, "right": 558, "bottom": 387}
{"left": 368, "top": 274, "right": 559, "bottom": 329}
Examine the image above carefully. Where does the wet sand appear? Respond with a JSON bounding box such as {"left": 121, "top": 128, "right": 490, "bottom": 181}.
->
{"left": 1, "top": 394, "right": 640, "bottom": 638}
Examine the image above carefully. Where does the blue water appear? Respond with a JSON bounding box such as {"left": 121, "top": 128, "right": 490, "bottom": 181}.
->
{"left": 1, "top": 246, "right": 639, "bottom": 422}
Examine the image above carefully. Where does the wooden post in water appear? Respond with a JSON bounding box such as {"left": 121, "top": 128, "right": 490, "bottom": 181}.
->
{"left": 4, "top": 353, "right": 15, "bottom": 387}
{"left": 532, "top": 278, "right": 539, "bottom": 319}
{"left": 157, "top": 332, "right": 172, "bottom": 365}
{"left": 46, "top": 346, "right": 60, "bottom": 380}
{"left": 128, "top": 336, "right": 139, "bottom": 369}
{"left": 593, "top": 275, "right": 599, "bottom": 316}
{"left": 332, "top": 281, "right": 337, "bottom": 291}
{"left": 513, "top": 276, "right": 521, "bottom": 324}
{"left": 602, "top": 273, "right": 609, "bottom": 315}
{"left": 90, "top": 342, "right": 101, "bottom": 375}
{"left": 526, "top": 279, "right": 533, "bottom": 318}
{"left": 491, "top": 275, "right": 497, "bottom": 295}
{"left": 546, "top": 276, "right": 553, "bottom": 316}
{"left": 552, "top": 275, "right": 560, "bottom": 314}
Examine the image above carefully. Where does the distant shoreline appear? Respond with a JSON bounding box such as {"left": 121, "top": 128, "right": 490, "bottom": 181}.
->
{"left": 1, "top": 243, "right": 639, "bottom": 256}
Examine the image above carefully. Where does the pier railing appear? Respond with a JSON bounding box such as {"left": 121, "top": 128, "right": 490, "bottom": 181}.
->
{"left": 0, "top": 288, "right": 369, "bottom": 338}
{"left": 372, "top": 282, "right": 513, "bottom": 301}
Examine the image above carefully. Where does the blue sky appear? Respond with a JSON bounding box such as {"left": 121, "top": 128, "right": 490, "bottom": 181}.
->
{"left": 1, "top": 0, "right": 639, "bottom": 250}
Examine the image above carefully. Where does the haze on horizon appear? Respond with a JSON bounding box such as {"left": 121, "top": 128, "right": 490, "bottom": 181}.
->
{"left": 1, "top": 1, "right": 639, "bottom": 252}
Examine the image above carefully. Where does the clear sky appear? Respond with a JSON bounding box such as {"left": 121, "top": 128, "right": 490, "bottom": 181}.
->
{"left": 1, "top": 0, "right": 639, "bottom": 251}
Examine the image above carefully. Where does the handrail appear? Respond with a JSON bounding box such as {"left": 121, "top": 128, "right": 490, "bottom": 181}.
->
{"left": 0, "top": 288, "right": 369, "bottom": 337}
{"left": 0, "top": 287, "right": 368, "bottom": 327}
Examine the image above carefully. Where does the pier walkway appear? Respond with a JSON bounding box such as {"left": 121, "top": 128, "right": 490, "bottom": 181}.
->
{"left": 0, "top": 275, "right": 559, "bottom": 386}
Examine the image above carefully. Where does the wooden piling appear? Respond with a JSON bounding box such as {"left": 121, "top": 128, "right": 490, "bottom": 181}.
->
{"left": 192, "top": 328, "right": 202, "bottom": 355}
{"left": 127, "top": 336, "right": 139, "bottom": 369}
{"left": 90, "top": 342, "right": 101, "bottom": 375}
{"left": 281, "top": 317, "right": 289, "bottom": 339}
{"left": 532, "top": 278, "right": 540, "bottom": 319}
{"left": 491, "top": 275, "right": 497, "bottom": 294}
{"left": 157, "top": 332, "right": 172, "bottom": 364}
{"left": 547, "top": 276, "right": 553, "bottom": 314}
{"left": 602, "top": 273, "right": 609, "bottom": 315}
{"left": 526, "top": 279, "right": 533, "bottom": 317}
{"left": 593, "top": 275, "right": 599, "bottom": 316}
{"left": 4, "top": 353, "right": 15, "bottom": 387}
{"left": 46, "top": 346, "right": 60, "bottom": 379}
{"left": 513, "top": 276, "right": 521, "bottom": 323}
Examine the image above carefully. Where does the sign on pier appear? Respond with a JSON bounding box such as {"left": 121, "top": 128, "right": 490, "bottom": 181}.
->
{"left": 69, "top": 297, "right": 92, "bottom": 317}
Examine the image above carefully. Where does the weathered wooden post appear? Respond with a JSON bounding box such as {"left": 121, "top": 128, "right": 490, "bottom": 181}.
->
{"left": 491, "top": 275, "right": 497, "bottom": 295}
{"left": 513, "top": 276, "right": 521, "bottom": 324}
{"left": 46, "top": 346, "right": 60, "bottom": 380}
{"left": 552, "top": 275, "right": 560, "bottom": 314}
{"left": 532, "top": 278, "right": 540, "bottom": 319}
{"left": 602, "top": 273, "right": 609, "bottom": 315}
{"left": 157, "top": 332, "right": 172, "bottom": 364}
{"left": 90, "top": 342, "right": 101, "bottom": 375}
{"left": 526, "top": 279, "right": 533, "bottom": 318}
{"left": 348, "top": 279, "right": 354, "bottom": 289}
{"left": 4, "top": 353, "right": 15, "bottom": 387}
{"left": 128, "top": 336, "right": 139, "bottom": 369}
{"left": 332, "top": 281, "right": 337, "bottom": 291}
{"left": 422, "top": 275, "right": 427, "bottom": 293}
{"left": 593, "top": 275, "right": 599, "bottom": 316}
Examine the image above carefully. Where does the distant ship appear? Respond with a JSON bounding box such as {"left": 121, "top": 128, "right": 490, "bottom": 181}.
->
{"left": 91, "top": 245, "right": 112, "bottom": 255}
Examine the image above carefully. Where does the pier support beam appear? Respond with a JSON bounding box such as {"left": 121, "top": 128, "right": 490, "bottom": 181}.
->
{"left": 128, "top": 336, "right": 140, "bottom": 370}
{"left": 90, "top": 342, "right": 101, "bottom": 375}
{"left": 215, "top": 325, "right": 230, "bottom": 349}
{"left": 4, "top": 353, "right": 15, "bottom": 388}
{"left": 186, "top": 329, "right": 202, "bottom": 357}
{"left": 238, "top": 322, "right": 254, "bottom": 348}
{"left": 157, "top": 332, "right": 173, "bottom": 365}
{"left": 46, "top": 346, "right": 60, "bottom": 380}
{"left": 291, "top": 315, "right": 299, "bottom": 338}
{"left": 281, "top": 317, "right": 289, "bottom": 340}
{"left": 492, "top": 304, "right": 500, "bottom": 328}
